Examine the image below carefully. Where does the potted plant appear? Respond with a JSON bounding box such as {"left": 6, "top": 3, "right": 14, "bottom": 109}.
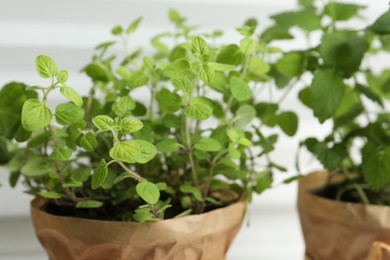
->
{"left": 0, "top": 10, "right": 299, "bottom": 260}
{"left": 275, "top": 0, "right": 390, "bottom": 259}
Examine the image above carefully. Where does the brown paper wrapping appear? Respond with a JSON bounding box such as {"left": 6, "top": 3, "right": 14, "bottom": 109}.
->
{"left": 298, "top": 171, "right": 390, "bottom": 260}
{"left": 30, "top": 198, "right": 246, "bottom": 260}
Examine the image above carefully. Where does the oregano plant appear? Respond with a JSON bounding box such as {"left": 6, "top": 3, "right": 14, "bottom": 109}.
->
{"left": 282, "top": 0, "right": 390, "bottom": 204}
{"left": 0, "top": 10, "right": 300, "bottom": 221}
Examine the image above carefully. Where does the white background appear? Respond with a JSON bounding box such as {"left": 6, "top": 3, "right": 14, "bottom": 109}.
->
{"left": 0, "top": 0, "right": 386, "bottom": 259}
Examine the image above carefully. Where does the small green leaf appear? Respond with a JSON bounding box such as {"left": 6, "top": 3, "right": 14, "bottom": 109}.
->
{"left": 92, "top": 115, "right": 114, "bottom": 131}
{"left": 372, "top": 10, "right": 390, "bottom": 35}
{"left": 180, "top": 184, "right": 203, "bottom": 201}
{"left": 91, "top": 159, "right": 108, "bottom": 190}
{"left": 230, "top": 76, "right": 252, "bottom": 101}
{"left": 71, "top": 168, "right": 91, "bottom": 183}
{"left": 277, "top": 111, "right": 298, "bottom": 136}
{"left": 168, "top": 9, "right": 186, "bottom": 26}
{"left": 21, "top": 99, "right": 52, "bottom": 131}
{"left": 83, "top": 63, "right": 109, "bottom": 82}
{"left": 126, "top": 17, "right": 142, "bottom": 34}
{"left": 229, "top": 143, "right": 241, "bottom": 159}
{"left": 192, "top": 36, "right": 210, "bottom": 61}
{"left": 240, "top": 37, "right": 256, "bottom": 54}
{"left": 79, "top": 132, "right": 97, "bottom": 151}
{"left": 109, "top": 141, "right": 140, "bottom": 163}
{"left": 57, "top": 70, "right": 69, "bottom": 83}
{"left": 156, "top": 139, "right": 180, "bottom": 152}
{"left": 324, "top": 2, "right": 364, "bottom": 21}
{"left": 136, "top": 181, "right": 160, "bottom": 204}
{"left": 216, "top": 44, "right": 245, "bottom": 65}
{"left": 112, "top": 96, "right": 136, "bottom": 117}
{"left": 362, "top": 145, "right": 390, "bottom": 190}
{"left": 276, "top": 52, "right": 304, "bottom": 77}
{"left": 155, "top": 88, "right": 182, "bottom": 113}
{"left": 60, "top": 86, "right": 83, "bottom": 107}
{"left": 254, "top": 172, "right": 273, "bottom": 193}
{"left": 249, "top": 56, "right": 270, "bottom": 75}
{"left": 121, "top": 118, "right": 143, "bottom": 134}
{"left": 111, "top": 25, "right": 123, "bottom": 35}
{"left": 49, "top": 148, "right": 72, "bottom": 161}
{"left": 55, "top": 103, "right": 84, "bottom": 125}
{"left": 234, "top": 105, "right": 256, "bottom": 127}
{"left": 310, "top": 70, "right": 346, "bottom": 122}
{"left": 133, "top": 140, "right": 157, "bottom": 163}
{"left": 38, "top": 192, "right": 63, "bottom": 199}
{"left": 186, "top": 97, "right": 213, "bottom": 120}
{"left": 195, "top": 63, "right": 215, "bottom": 82}
{"left": 76, "top": 200, "right": 103, "bottom": 208}
{"left": 172, "top": 77, "right": 193, "bottom": 95}
{"left": 163, "top": 59, "right": 192, "bottom": 79}
{"left": 35, "top": 55, "right": 58, "bottom": 78}
{"left": 194, "top": 138, "right": 221, "bottom": 152}
{"left": 208, "top": 62, "right": 236, "bottom": 71}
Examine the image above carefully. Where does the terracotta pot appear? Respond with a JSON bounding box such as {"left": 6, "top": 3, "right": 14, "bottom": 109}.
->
{"left": 298, "top": 171, "right": 390, "bottom": 260}
{"left": 30, "top": 198, "right": 246, "bottom": 260}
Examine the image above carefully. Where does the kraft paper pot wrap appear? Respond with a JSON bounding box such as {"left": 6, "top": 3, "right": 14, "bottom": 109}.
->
{"left": 298, "top": 171, "right": 390, "bottom": 260}
{"left": 30, "top": 198, "right": 246, "bottom": 260}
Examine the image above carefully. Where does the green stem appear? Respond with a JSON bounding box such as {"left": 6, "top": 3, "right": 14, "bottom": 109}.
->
{"left": 117, "top": 161, "right": 142, "bottom": 181}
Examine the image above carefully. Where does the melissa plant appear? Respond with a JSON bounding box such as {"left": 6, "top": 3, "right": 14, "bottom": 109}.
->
{"left": 282, "top": 0, "right": 390, "bottom": 204}
{"left": 0, "top": 10, "right": 300, "bottom": 221}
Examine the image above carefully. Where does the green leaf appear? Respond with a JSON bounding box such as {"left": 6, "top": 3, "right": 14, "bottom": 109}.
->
{"left": 111, "top": 25, "right": 123, "bottom": 35}
{"left": 324, "top": 2, "right": 364, "bottom": 21}
{"left": 271, "top": 9, "right": 321, "bottom": 31}
{"left": 362, "top": 145, "right": 390, "bottom": 190}
{"left": 172, "top": 77, "right": 193, "bottom": 95}
{"left": 229, "top": 143, "right": 241, "bottom": 159}
{"left": 133, "top": 140, "right": 157, "bottom": 163}
{"left": 76, "top": 200, "right": 103, "bottom": 208}
{"left": 319, "top": 31, "right": 368, "bottom": 77}
{"left": 71, "top": 168, "right": 91, "bottom": 183}
{"left": 249, "top": 56, "right": 270, "bottom": 75}
{"left": 372, "top": 10, "right": 390, "bottom": 35}
{"left": 112, "top": 96, "right": 136, "bottom": 117}
{"left": 208, "top": 62, "right": 236, "bottom": 72}
{"left": 230, "top": 76, "right": 252, "bottom": 101}
{"left": 185, "top": 97, "right": 213, "bottom": 120}
{"left": 38, "top": 192, "right": 63, "bottom": 199}
{"left": 310, "top": 70, "right": 346, "bottom": 123}
{"left": 192, "top": 36, "right": 210, "bottom": 61}
{"left": 169, "top": 46, "right": 187, "bottom": 61}
{"left": 136, "top": 181, "right": 160, "bottom": 204}
{"left": 277, "top": 111, "right": 298, "bottom": 136}
{"left": 121, "top": 118, "right": 143, "bottom": 134}
{"left": 126, "top": 17, "right": 142, "bottom": 34}
{"left": 216, "top": 44, "right": 245, "bottom": 65}
{"left": 92, "top": 115, "right": 114, "bottom": 131}
{"left": 21, "top": 156, "right": 53, "bottom": 177}
{"left": 254, "top": 172, "right": 273, "bottom": 193}
{"left": 168, "top": 9, "right": 186, "bottom": 26}
{"left": 234, "top": 105, "right": 256, "bottom": 127}
{"left": 313, "top": 142, "right": 346, "bottom": 171}
{"left": 109, "top": 140, "right": 140, "bottom": 163}
{"left": 60, "top": 86, "right": 83, "bottom": 107}
{"left": 195, "top": 63, "right": 215, "bottom": 82}
{"left": 21, "top": 99, "right": 52, "bottom": 131}
{"left": 155, "top": 88, "right": 182, "bottom": 113}
{"left": 57, "top": 70, "right": 69, "bottom": 83}
{"left": 236, "top": 25, "right": 256, "bottom": 37}
{"left": 49, "top": 148, "right": 72, "bottom": 161}
{"left": 35, "top": 55, "right": 58, "bottom": 78}
{"left": 163, "top": 59, "right": 192, "bottom": 79}
{"left": 79, "top": 132, "right": 97, "bottom": 151}
{"left": 276, "top": 52, "right": 304, "bottom": 77}
{"left": 156, "top": 139, "right": 180, "bottom": 152}
{"left": 240, "top": 37, "right": 256, "bottom": 55}
{"left": 127, "top": 71, "right": 149, "bottom": 88}
{"left": 180, "top": 184, "right": 203, "bottom": 201}
{"left": 83, "top": 63, "right": 109, "bottom": 82}
{"left": 194, "top": 138, "right": 221, "bottom": 152}
{"left": 91, "top": 159, "right": 108, "bottom": 190}
{"left": 260, "top": 25, "right": 294, "bottom": 43}
{"left": 55, "top": 103, "right": 84, "bottom": 125}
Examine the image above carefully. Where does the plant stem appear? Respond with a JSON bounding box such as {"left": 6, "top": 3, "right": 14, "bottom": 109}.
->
{"left": 117, "top": 161, "right": 142, "bottom": 181}
{"left": 185, "top": 116, "right": 198, "bottom": 185}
